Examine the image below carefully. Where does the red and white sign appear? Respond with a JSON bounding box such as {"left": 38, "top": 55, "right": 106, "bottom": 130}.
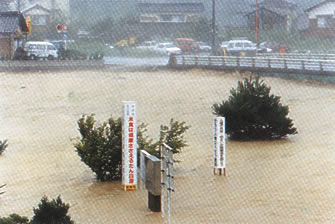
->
{"left": 213, "top": 117, "right": 225, "bottom": 169}
{"left": 122, "top": 101, "right": 137, "bottom": 190}
{"left": 62, "top": 24, "right": 68, "bottom": 32}
{"left": 56, "top": 24, "right": 69, "bottom": 33}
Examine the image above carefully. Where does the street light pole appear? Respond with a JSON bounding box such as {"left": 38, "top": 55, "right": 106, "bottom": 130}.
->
{"left": 255, "top": 0, "right": 259, "bottom": 45}
{"left": 211, "top": 0, "right": 216, "bottom": 55}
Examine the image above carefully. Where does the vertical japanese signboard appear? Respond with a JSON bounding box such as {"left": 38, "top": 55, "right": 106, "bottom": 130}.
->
{"left": 122, "top": 101, "right": 137, "bottom": 191}
{"left": 26, "top": 17, "right": 31, "bottom": 34}
{"left": 213, "top": 117, "right": 226, "bottom": 176}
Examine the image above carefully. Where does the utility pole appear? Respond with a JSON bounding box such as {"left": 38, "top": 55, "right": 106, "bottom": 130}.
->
{"left": 211, "top": 0, "right": 216, "bottom": 55}
{"left": 50, "top": 0, "right": 55, "bottom": 19}
{"left": 16, "top": 0, "right": 21, "bottom": 11}
{"left": 255, "top": 0, "right": 259, "bottom": 45}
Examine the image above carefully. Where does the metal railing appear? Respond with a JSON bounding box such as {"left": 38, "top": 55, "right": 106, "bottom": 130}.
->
{"left": 170, "top": 54, "right": 335, "bottom": 75}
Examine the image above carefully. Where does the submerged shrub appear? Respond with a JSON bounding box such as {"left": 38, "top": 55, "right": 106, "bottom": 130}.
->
{"left": 0, "top": 213, "right": 29, "bottom": 224}
{"left": 0, "top": 139, "right": 8, "bottom": 155}
{"left": 212, "top": 76, "right": 297, "bottom": 140}
{"left": 74, "top": 114, "right": 189, "bottom": 181}
{"left": 30, "top": 196, "right": 74, "bottom": 224}
{"left": 75, "top": 115, "right": 123, "bottom": 181}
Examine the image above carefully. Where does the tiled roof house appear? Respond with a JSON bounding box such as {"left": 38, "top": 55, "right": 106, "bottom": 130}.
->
{"left": 0, "top": 11, "right": 28, "bottom": 59}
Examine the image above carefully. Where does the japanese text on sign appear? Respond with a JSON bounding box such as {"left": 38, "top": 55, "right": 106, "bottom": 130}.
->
{"left": 213, "top": 117, "right": 226, "bottom": 169}
{"left": 122, "top": 101, "right": 137, "bottom": 190}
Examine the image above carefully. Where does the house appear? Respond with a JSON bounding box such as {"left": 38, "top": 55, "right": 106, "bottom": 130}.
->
{"left": 245, "top": 0, "right": 298, "bottom": 30}
{"left": 21, "top": 4, "right": 51, "bottom": 33}
{"left": 305, "top": 0, "right": 335, "bottom": 38}
{"left": 0, "top": 11, "right": 28, "bottom": 59}
{"left": 132, "top": 2, "right": 206, "bottom": 40}
{"left": 9, "top": 0, "right": 69, "bottom": 16}
{"left": 138, "top": 3, "right": 205, "bottom": 23}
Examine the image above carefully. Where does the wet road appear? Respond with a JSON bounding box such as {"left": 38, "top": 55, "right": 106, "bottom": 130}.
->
{"left": 104, "top": 56, "right": 169, "bottom": 68}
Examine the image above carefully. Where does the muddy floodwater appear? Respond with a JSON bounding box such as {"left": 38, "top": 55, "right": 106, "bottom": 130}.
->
{"left": 1, "top": 69, "right": 335, "bottom": 223}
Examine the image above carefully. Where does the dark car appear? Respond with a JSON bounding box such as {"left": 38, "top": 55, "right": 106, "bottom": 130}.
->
{"left": 13, "top": 47, "right": 28, "bottom": 60}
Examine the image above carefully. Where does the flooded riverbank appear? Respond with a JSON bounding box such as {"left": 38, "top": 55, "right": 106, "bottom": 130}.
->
{"left": 0, "top": 69, "right": 335, "bottom": 223}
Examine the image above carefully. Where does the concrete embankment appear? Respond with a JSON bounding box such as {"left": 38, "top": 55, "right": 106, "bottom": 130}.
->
{"left": 0, "top": 60, "right": 105, "bottom": 72}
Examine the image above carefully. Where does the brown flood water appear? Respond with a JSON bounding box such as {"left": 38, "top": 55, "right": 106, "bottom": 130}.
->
{"left": 0, "top": 69, "right": 335, "bottom": 223}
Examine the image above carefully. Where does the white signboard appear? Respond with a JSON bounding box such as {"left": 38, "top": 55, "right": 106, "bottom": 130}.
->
{"left": 213, "top": 117, "right": 226, "bottom": 171}
{"left": 122, "top": 101, "right": 137, "bottom": 191}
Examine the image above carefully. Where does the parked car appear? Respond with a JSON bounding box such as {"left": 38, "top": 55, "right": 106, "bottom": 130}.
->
{"left": 49, "top": 39, "right": 74, "bottom": 51}
{"left": 60, "top": 49, "right": 88, "bottom": 60}
{"left": 258, "top": 42, "right": 273, "bottom": 53}
{"left": 24, "top": 41, "right": 58, "bottom": 60}
{"left": 258, "top": 41, "right": 289, "bottom": 53}
{"left": 136, "top": 41, "right": 156, "bottom": 49}
{"left": 154, "top": 43, "right": 182, "bottom": 55}
{"left": 13, "top": 47, "right": 28, "bottom": 60}
{"left": 174, "top": 38, "right": 199, "bottom": 52}
{"left": 226, "top": 39, "right": 257, "bottom": 57}
{"left": 195, "top": 42, "right": 211, "bottom": 52}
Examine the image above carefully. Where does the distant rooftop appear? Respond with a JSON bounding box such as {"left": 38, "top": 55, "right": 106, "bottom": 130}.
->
{"left": 0, "top": 11, "right": 28, "bottom": 34}
{"left": 138, "top": 3, "right": 205, "bottom": 13}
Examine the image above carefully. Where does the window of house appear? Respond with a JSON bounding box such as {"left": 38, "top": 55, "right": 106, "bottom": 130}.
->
{"left": 185, "top": 14, "right": 200, "bottom": 22}
{"left": 171, "top": 15, "right": 184, "bottom": 22}
{"left": 160, "top": 15, "right": 172, "bottom": 22}
{"left": 140, "top": 15, "right": 159, "bottom": 23}
{"left": 160, "top": 14, "right": 185, "bottom": 23}
{"left": 31, "top": 15, "right": 47, "bottom": 25}
{"left": 317, "top": 15, "right": 333, "bottom": 28}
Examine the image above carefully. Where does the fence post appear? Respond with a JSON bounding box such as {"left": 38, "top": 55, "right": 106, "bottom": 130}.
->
{"left": 182, "top": 56, "right": 185, "bottom": 67}
{"left": 252, "top": 57, "right": 255, "bottom": 68}
{"left": 320, "top": 61, "right": 323, "bottom": 72}
{"left": 222, "top": 56, "right": 225, "bottom": 68}
{"left": 195, "top": 56, "right": 198, "bottom": 66}
{"left": 284, "top": 59, "right": 287, "bottom": 70}
{"left": 301, "top": 60, "right": 305, "bottom": 71}
{"left": 209, "top": 56, "right": 212, "bottom": 66}
{"left": 267, "top": 58, "right": 271, "bottom": 68}
{"left": 237, "top": 57, "right": 240, "bottom": 68}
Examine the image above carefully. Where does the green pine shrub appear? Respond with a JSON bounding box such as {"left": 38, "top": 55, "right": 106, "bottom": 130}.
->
{"left": 212, "top": 76, "right": 297, "bottom": 140}
{"left": 30, "top": 196, "right": 74, "bottom": 224}
{"left": 0, "top": 213, "right": 29, "bottom": 224}
{"left": 0, "top": 139, "right": 8, "bottom": 155}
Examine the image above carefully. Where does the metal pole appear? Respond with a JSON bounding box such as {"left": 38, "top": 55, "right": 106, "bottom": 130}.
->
{"left": 211, "top": 0, "right": 216, "bottom": 55}
{"left": 160, "top": 144, "right": 165, "bottom": 218}
{"left": 16, "top": 0, "right": 21, "bottom": 11}
{"left": 161, "top": 143, "right": 174, "bottom": 224}
{"left": 167, "top": 147, "right": 174, "bottom": 224}
{"left": 255, "top": 0, "right": 259, "bottom": 45}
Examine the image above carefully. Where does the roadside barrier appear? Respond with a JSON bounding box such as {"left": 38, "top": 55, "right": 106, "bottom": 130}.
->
{"left": 169, "top": 54, "right": 335, "bottom": 76}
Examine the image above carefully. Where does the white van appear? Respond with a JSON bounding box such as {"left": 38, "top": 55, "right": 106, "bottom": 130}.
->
{"left": 24, "top": 41, "right": 58, "bottom": 60}
{"left": 226, "top": 39, "right": 257, "bottom": 57}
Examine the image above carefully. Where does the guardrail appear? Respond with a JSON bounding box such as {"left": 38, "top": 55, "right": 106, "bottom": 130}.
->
{"left": 169, "top": 55, "right": 335, "bottom": 76}
{"left": 257, "top": 52, "right": 335, "bottom": 61}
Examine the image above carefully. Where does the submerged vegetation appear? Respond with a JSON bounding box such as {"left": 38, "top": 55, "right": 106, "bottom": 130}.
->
{"left": 74, "top": 114, "right": 189, "bottom": 181}
{"left": 0, "top": 139, "right": 8, "bottom": 155}
{"left": 212, "top": 76, "right": 297, "bottom": 140}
